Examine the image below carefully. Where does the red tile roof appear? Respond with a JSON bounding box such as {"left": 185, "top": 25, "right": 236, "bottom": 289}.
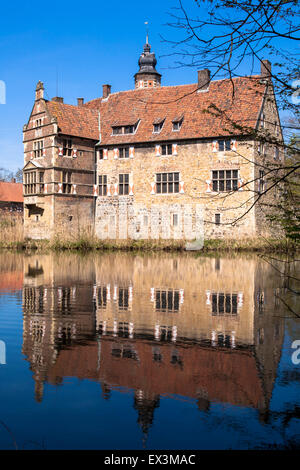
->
{"left": 46, "top": 76, "right": 266, "bottom": 145}
{"left": 0, "top": 181, "right": 23, "bottom": 203}
{"left": 47, "top": 101, "right": 99, "bottom": 140}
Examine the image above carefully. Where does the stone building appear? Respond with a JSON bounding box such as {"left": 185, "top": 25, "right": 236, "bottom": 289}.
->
{"left": 23, "top": 40, "right": 283, "bottom": 241}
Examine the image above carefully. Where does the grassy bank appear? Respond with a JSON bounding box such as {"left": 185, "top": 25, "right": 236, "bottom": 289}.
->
{"left": 0, "top": 217, "right": 298, "bottom": 253}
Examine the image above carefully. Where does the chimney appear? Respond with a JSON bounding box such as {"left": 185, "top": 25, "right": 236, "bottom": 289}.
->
{"left": 11, "top": 177, "right": 16, "bottom": 184}
{"left": 35, "top": 81, "right": 44, "bottom": 101}
{"left": 197, "top": 69, "right": 210, "bottom": 91}
{"left": 52, "top": 96, "right": 64, "bottom": 103}
{"left": 102, "top": 84, "right": 111, "bottom": 99}
{"left": 77, "top": 98, "right": 84, "bottom": 106}
{"left": 261, "top": 60, "right": 272, "bottom": 79}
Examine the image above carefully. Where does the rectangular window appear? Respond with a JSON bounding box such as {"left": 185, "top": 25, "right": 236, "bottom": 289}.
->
{"left": 258, "top": 170, "right": 265, "bottom": 194}
{"left": 215, "top": 213, "right": 221, "bottom": 225}
{"left": 274, "top": 147, "right": 279, "bottom": 160}
{"left": 172, "top": 213, "right": 178, "bottom": 226}
{"left": 63, "top": 139, "right": 72, "bottom": 156}
{"left": 33, "top": 140, "right": 44, "bottom": 158}
{"left": 173, "top": 121, "right": 182, "bottom": 131}
{"left": 119, "top": 147, "right": 129, "bottom": 159}
{"left": 112, "top": 121, "right": 139, "bottom": 135}
{"left": 153, "top": 120, "right": 164, "bottom": 133}
{"left": 156, "top": 172, "right": 180, "bottom": 194}
{"left": 98, "top": 175, "right": 107, "bottom": 196}
{"left": 119, "top": 174, "right": 129, "bottom": 195}
{"left": 161, "top": 144, "right": 173, "bottom": 156}
{"left": 155, "top": 289, "right": 180, "bottom": 313}
{"left": 97, "top": 148, "right": 103, "bottom": 160}
{"left": 62, "top": 171, "right": 72, "bottom": 194}
{"left": 24, "top": 171, "right": 45, "bottom": 195}
{"left": 212, "top": 170, "right": 238, "bottom": 192}
{"left": 218, "top": 140, "right": 231, "bottom": 152}
{"left": 212, "top": 293, "right": 238, "bottom": 315}
{"left": 35, "top": 119, "right": 42, "bottom": 128}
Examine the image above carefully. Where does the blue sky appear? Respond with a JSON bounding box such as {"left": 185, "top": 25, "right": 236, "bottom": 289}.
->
{"left": 0, "top": 0, "right": 276, "bottom": 171}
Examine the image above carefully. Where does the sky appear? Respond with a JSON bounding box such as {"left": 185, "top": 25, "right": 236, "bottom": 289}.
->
{"left": 0, "top": 0, "right": 280, "bottom": 172}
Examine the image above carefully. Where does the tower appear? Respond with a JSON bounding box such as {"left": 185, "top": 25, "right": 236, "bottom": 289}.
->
{"left": 134, "top": 35, "right": 161, "bottom": 89}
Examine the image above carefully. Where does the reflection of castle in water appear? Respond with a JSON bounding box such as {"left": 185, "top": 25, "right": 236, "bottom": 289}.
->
{"left": 21, "top": 253, "right": 284, "bottom": 440}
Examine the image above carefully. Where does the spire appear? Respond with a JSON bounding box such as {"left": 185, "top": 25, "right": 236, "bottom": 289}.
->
{"left": 134, "top": 31, "right": 161, "bottom": 89}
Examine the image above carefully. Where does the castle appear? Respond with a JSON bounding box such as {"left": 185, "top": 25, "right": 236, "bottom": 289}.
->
{"left": 23, "top": 39, "right": 283, "bottom": 241}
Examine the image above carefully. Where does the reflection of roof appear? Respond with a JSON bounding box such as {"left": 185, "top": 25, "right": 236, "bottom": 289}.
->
{"left": 0, "top": 181, "right": 23, "bottom": 203}
{"left": 0, "top": 271, "right": 23, "bottom": 292}
{"left": 45, "top": 76, "right": 265, "bottom": 144}
{"left": 46, "top": 337, "right": 265, "bottom": 409}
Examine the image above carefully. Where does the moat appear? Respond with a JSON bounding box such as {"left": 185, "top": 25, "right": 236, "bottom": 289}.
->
{"left": 0, "top": 251, "right": 299, "bottom": 449}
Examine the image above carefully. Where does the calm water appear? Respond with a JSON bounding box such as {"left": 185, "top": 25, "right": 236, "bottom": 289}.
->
{"left": 0, "top": 251, "right": 299, "bottom": 450}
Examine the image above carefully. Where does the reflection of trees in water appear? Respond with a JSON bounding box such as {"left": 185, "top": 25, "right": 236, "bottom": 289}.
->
{"left": 260, "top": 255, "right": 300, "bottom": 318}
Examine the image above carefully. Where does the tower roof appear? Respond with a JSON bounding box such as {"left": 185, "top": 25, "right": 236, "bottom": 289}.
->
{"left": 134, "top": 41, "right": 161, "bottom": 80}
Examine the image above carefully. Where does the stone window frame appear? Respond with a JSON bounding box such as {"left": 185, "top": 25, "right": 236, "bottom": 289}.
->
{"left": 61, "top": 170, "right": 72, "bottom": 194}
{"left": 215, "top": 213, "right": 221, "bottom": 225}
{"left": 119, "top": 173, "right": 129, "bottom": 195}
{"left": 218, "top": 139, "right": 231, "bottom": 152}
{"left": 258, "top": 170, "right": 265, "bottom": 194}
{"left": 98, "top": 174, "right": 107, "bottom": 196}
{"left": 24, "top": 170, "right": 45, "bottom": 195}
{"left": 161, "top": 143, "right": 173, "bottom": 156}
{"left": 156, "top": 172, "right": 180, "bottom": 194}
{"left": 63, "top": 139, "right": 72, "bottom": 157}
{"left": 33, "top": 140, "right": 44, "bottom": 158}
{"left": 212, "top": 169, "right": 239, "bottom": 192}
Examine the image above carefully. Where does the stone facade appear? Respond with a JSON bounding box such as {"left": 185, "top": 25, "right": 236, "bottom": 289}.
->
{"left": 23, "top": 47, "right": 283, "bottom": 241}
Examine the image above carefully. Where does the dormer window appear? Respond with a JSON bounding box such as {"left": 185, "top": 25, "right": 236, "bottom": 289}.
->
{"left": 172, "top": 115, "right": 183, "bottom": 132}
{"left": 153, "top": 118, "right": 165, "bottom": 134}
{"left": 112, "top": 121, "right": 139, "bottom": 135}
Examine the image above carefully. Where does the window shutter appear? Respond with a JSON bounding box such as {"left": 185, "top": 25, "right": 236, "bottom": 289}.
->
{"left": 212, "top": 141, "right": 218, "bottom": 152}
{"left": 129, "top": 147, "right": 135, "bottom": 158}
{"left": 129, "top": 184, "right": 134, "bottom": 195}
{"left": 206, "top": 290, "right": 211, "bottom": 305}
{"left": 107, "top": 184, "right": 112, "bottom": 196}
{"left": 179, "top": 181, "right": 185, "bottom": 193}
{"left": 44, "top": 184, "right": 48, "bottom": 194}
{"left": 72, "top": 184, "right": 77, "bottom": 195}
{"left": 172, "top": 143, "right": 178, "bottom": 156}
{"left": 58, "top": 147, "right": 63, "bottom": 156}
{"left": 72, "top": 149, "right": 77, "bottom": 158}
{"left": 93, "top": 184, "right": 98, "bottom": 197}
{"left": 155, "top": 145, "right": 161, "bottom": 157}
{"left": 58, "top": 183, "right": 62, "bottom": 193}
{"left": 231, "top": 140, "right": 237, "bottom": 151}
{"left": 150, "top": 181, "right": 156, "bottom": 194}
{"left": 238, "top": 178, "right": 244, "bottom": 191}
{"left": 238, "top": 292, "right": 244, "bottom": 307}
{"left": 113, "top": 148, "right": 119, "bottom": 159}
{"left": 42, "top": 149, "right": 46, "bottom": 157}
{"left": 103, "top": 149, "right": 108, "bottom": 160}
{"left": 114, "top": 183, "right": 118, "bottom": 195}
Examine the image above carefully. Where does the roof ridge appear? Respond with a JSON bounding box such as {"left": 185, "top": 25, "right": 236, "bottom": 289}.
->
{"left": 84, "top": 74, "right": 261, "bottom": 106}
